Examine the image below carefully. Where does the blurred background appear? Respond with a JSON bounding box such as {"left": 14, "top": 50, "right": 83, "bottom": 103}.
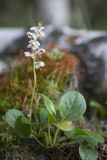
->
{"left": 0, "top": 0, "right": 107, "bottom": 105}
{"left": 0, "top": 0, "right": 107, "bottom": 30}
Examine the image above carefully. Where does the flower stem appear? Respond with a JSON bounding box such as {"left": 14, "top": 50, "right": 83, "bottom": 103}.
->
{"left": 53, "top": 128, "right": 59, "bottom": 146}
{"left": 29, "top": 54, "right": 36, "bottom": 119}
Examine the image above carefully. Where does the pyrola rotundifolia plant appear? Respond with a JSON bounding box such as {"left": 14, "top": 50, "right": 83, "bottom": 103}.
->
{"left": 5, "top": 23, "right": 104, "bottom": 160}
{"left": 24, "top": 23, "right": 46, "bottom": 118}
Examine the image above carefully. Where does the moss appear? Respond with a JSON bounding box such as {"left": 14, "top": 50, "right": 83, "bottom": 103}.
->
{"left": 0, "top": 51, "right": 78, "bottom": 115}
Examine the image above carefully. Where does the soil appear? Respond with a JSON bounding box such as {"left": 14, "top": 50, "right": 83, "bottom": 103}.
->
{"left": 5, "top": 140, "right": 107, "bottom": 160}
{"left": 6, "top": 140, "right": 79, "bottom": 160}
{"left": 97, "top": 142, "right": 107, "bottom": 160}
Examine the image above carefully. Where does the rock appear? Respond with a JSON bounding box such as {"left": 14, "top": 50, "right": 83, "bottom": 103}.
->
{"left": 0, "top": 60, "right": 8, "bottom": 74}
{"left": 0, "top": 28, "right": 27, "bottom": 74}
{"left": 70, "top": 31, "right": 107, "bottom": 100}
{"left": 0, "top": 28, "right": 25, "bottom": 53}
{"left": 41, "top": 25, "right": 83, "bottom": 50}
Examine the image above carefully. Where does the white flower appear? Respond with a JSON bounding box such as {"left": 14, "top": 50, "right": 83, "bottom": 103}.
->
{"left": 38, "top": 48, "right": 46, "bottom": 53}
{"left": 24, "top": 52, "right": 34, "bottom": 59}
{"left": 24, "top": 23, "right": 46, "bottom": 69}
{"left": 30, "top": 25, "right": 45, "bottom": 38}
{"left": 27, "top": 42, "right": 39, "bottom": 50}
{"left": 29, "top": 40, "right": 40, "bottom": 46}
{"left": 24, "top": 52, "right": 31, "bottom": 57}
{"left": 28, "top": 40, "right": 40, "bottom": 47}
{"left": 32, "top": 46, "right": 39, "bottom": 51}
{"left": 27, "top": 32, "right": 36, "bottom": 39}
{"left": 35, "top": 61, "right": 45, "bottom": 69}
{"left": 40, "top": 26, "right": 45, "bottom": 31}
{"left": 36, "top": 41, "right": 40, "bottom": 46}
{"left": 30, "top": 27, "right": 37, "bottom": 32}
{"left": 27, "top": 43, "right": 32, "bottom": 48}
{"left": 36, "top": 48, "right": 46, "bottom": 56}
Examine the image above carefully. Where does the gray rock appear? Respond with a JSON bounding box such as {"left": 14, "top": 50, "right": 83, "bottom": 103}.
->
{"left": 0, "top": 60, "right": 8, "bottom": 73}
{"left": 0, "top": 28, "right": 27, "bottom": 74}
{"left": 0, "top": 28, "right": 25, "bottom": 53}
{"left": 70, "top": 31, "right": 107, "bottom": 99}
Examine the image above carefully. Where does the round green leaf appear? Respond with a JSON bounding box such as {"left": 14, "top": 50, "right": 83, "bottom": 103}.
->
{"left": 15, "top": 116, "right": 31, "bottom": 138}
{"left": 5, "top": 109, "right": 23, "bottom": 128}
{"left": 79, "top": 142, "right": 98, "bottom": 160}
{"left": 59, "top": 91, "right": 86, "bottom": 121}
{"left": 55, "top": 121, "right": 72, "bottom": 131}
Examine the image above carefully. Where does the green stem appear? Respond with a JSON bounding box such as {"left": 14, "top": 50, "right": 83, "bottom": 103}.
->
{"left": 53, "top": 128, "right": 59, "bottom": 146}
{"left": 29, "top": 54, "right": 37, "bottom": 119}
{"left": 48, "top": 124, "right": 52, "bottom": 146}
{"left": 31, "top": 129, "right": 45, "bottom": 148}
